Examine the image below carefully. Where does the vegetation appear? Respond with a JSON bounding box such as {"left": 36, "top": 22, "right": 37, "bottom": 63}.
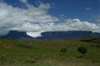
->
{"left": 60, "top": 48, "right": 67, "bottom": 53}
{"left": 78, "top": 46, "right": 87, "bottom": 57}
{"left": 80, "top": 37, "right": 100, "bottom": 47}
{"left": 60, "top": 48, "right": 67, "bottom": 55}
{"left": 0, "top": 37, "right": 100, "bottom": 66}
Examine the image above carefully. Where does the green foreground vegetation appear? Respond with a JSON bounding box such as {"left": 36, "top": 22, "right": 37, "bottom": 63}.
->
{"left": 0, "top": 37, "right": 100, "bottom": 66}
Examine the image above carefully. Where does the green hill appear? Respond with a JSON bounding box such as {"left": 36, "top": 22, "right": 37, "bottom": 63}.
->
{"left": 0, "top": 38, "right": 100, "bottom": 66}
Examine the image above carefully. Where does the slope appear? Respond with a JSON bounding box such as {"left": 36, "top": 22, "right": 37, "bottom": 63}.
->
{"left": 0, "top": 38, "right": 100, "bottom": 66}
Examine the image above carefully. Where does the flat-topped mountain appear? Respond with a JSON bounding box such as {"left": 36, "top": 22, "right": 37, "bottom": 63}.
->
{"left": 0, "top": 31, "right": 100, "bottom": 41}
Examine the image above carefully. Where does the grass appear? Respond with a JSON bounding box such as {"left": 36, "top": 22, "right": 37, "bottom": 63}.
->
{"left": 0, "top": 38, "right": 100, "bottom": 66}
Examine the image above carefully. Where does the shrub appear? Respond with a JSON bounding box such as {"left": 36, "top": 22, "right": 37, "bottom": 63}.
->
{"left": 60, "top": 48, "right": 67, "bottom": 54}
{"left": 78, "top": 46, "right": 87, "bottom": 57}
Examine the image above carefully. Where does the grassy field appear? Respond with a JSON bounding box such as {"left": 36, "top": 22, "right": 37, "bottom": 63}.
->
{"left": 0, "top": 37, "right": 100, "bottom": 66}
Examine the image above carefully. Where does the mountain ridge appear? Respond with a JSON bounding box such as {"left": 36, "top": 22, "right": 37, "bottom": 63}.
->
{"left": 0, "top": 31, "right": 100, "bottom": 41}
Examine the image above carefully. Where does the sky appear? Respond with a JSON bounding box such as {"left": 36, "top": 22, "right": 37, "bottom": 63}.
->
{"left": 0, "top": 0, "right": 100, "bottom": 38}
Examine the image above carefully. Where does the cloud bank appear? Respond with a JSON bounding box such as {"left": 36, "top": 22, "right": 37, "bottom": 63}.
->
{"left": 0, "top": 0, "right": 100, "bottom": 37}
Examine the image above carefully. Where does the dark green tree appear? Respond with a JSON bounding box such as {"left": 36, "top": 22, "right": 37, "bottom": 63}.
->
{"left": 78, "top": 46, "right": 87, "bottom": 57}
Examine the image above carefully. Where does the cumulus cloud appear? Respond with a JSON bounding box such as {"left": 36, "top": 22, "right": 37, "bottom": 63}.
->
{"left": 0, "top": 1, "right": 58, "bottom": 36}
{"left": 0, "top": 0, "right": 100, "bottom": 38}
{"left": 24, "top": 19, "right": 100, "bottom": 37}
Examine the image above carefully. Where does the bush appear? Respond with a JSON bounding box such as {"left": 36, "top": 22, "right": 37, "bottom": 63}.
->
{"left": 60, "top": 48, "right": 67, "bottom": 54}
{"left": 78, "top": 46, "right": 87, "bottom": 57}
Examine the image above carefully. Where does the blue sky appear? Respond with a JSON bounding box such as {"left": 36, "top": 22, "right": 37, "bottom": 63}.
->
{"left": 3, "top": 0, "right": 100, "bottom": 22}
{"left": 0, "top": 0, "right": 100, "bottom": 37}
{"left": 39, "top": 0, "right": 100, "bottom": 22}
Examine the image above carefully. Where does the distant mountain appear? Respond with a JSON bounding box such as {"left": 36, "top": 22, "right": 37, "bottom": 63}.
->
{"left": 0, "top": 31, "right": 33, "bottom": 41}
{"left": 0, "top": 31, "right": 100, "bottom": 41}
{"left": 37, "top": 31, "right": 100, "bottom": 40}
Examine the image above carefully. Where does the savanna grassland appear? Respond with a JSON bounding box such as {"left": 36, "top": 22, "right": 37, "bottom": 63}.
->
{"left": 0, "top": 37, "right": 100, "bottom": 66}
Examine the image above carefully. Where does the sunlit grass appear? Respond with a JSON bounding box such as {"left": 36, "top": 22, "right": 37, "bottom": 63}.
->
{"left": 0, "top": 38, "right": 100, "bottom": 66}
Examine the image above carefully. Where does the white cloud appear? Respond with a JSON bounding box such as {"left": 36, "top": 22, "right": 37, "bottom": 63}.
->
{"left": 92, "top": 15, "right": 100, "bottom": 23}
{"left": 60, "top": 14, "right": 64, "bottom": 17}
{"left": 19, "top": 0, "right": 28, "bottom": 3}
{"left": 95, "top": 19, "right": 100, "bottom": 22}
{"left": 21, "top": 19, "right": 100, "bottom": 37}
{"left": 0, "top": 1, "right": 100, "bottom": 38}
{"left": 0, "top": 1, "right": 58, "bottom": 37}
{"left": 85, "top": 8, "right": 91, "bottom": 10}
{"left": 27, "top": 31, "right": 43, "bottom": 38}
